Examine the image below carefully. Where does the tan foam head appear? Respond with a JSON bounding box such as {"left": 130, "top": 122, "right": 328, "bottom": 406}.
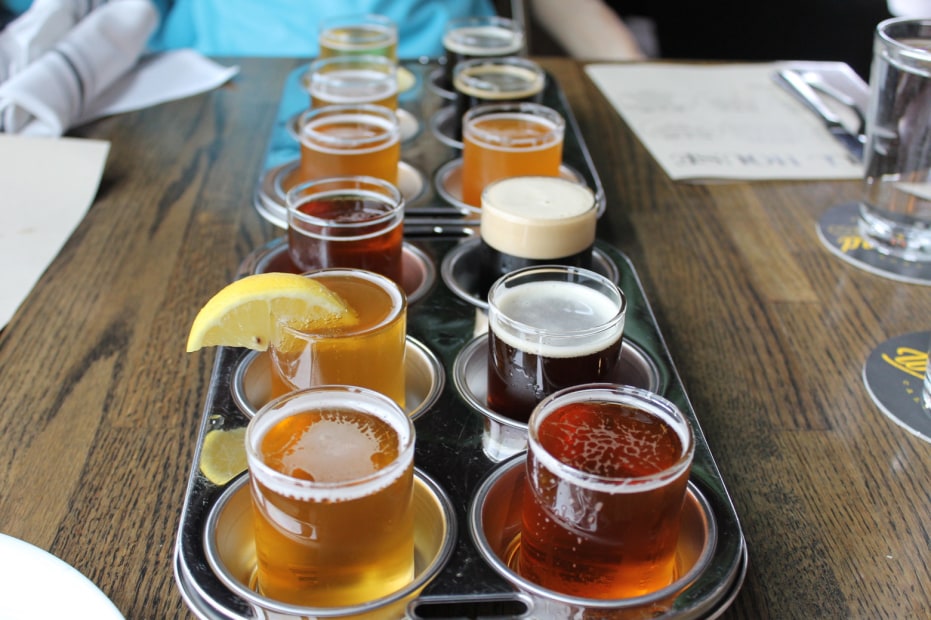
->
{"left": 480, "top": 176, "right": 596, "bottom": 259}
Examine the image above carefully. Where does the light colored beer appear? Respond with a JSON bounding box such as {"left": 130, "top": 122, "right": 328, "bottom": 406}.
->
{"left": 246, "top": 387, "right": 415, "bottom": 607}
{"left": 297, "top": 104, "right": 400, "bottom": 185}
{"left": 518, "top": 385, "right": 694, "bottom": 599}
{"left": 318, "top": 14, "right": 398, "bottom": 61}
{"left": 269, "top": 269, "right": 407, "bottom": 408}
{"left": 305, "top": 55, "right": 399, "bottom": 110}
{"left": 461, "top": 104, "right": 564, "bottom": 207}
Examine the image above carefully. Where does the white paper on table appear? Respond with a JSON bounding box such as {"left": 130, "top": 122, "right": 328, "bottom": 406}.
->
{"left": 584, "top": 62, "right": 865, "bottom": 182}
{"left": 0, "top": 134, "right": 109, "bottom": 328}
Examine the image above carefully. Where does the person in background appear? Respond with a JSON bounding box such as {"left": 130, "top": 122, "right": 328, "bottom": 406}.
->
{"left": 533, "top": 0, "right": 910, "bottom": 80}
{"left": 145, "top": 0, "right": 495, "bottom": 58}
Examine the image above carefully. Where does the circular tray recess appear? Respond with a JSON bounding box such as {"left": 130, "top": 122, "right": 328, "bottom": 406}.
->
{"left": 238, "top": 235, "right": 436, "bottom": 306}
{"left": 254, "top": 159, "right": 427, "bottom": 229}
{"left": 441, "top": 237, "right": 620, "bottom": 310}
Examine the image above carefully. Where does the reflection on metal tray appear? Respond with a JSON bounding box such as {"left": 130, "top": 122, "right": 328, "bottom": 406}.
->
{"left": 173, "top": 235, "right": 746, "bottom": 619}
{"left": 253, "top": 59, "right": 606, "bottom": 233}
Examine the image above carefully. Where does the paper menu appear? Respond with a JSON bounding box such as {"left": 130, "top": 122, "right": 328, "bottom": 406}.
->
{"left": 584, "top": 62, "right": 865, "bottom": 182}
{"left": 0, "top": 134, "right": 110, "bottom": 328}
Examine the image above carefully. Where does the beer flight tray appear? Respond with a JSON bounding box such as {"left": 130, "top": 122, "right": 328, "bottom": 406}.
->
{"left": 173, "top": 59, "right": 748, "bottom": 619}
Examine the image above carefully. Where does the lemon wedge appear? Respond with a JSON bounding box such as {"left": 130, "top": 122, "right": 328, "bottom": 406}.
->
{"left": 186, "top": 273, "right": 358, "bottom": 352}
{"left": 199, "top": 427, "right": 247, "bottom": 485}
{"left": 397, "top": 65, "right": 416, "bottom": 93}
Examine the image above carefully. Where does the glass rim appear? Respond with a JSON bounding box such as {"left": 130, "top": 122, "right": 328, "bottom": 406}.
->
{"left": 877, "top": 16, "right": 931, "bottom": 57}
{"left": 307, "top": 53, "right": 398, "bottom": 74}
{"left": 463, "top": 102, "right": 565, "bottom": 146}
{"left": 319, "top": 12, "right": 397, "bottom": 34}
{"left": 481, "top": 175, "right": 596, "bottom": 222}
{"left": 527, "top": 383, "right": 695, "bottom": 490}
{"left": 286, "top": 175, "right": 404, "bottom": 232}
{"left": 444, "top": 14, "right": 523, "bottom": 35}
{"left": 298, "top": 103, "right": 400, "bottom": 148}
{"left": 245, "top": 385, "right": 415, "bottom": 495}
{"left": 453, "top": 56, "right": 545, "bottom": 97}
{"left": 276, "top": 268, "right": 406, "bottom": 339}
{"left": 487, "top": 265, "right": 626, "bottom": 339}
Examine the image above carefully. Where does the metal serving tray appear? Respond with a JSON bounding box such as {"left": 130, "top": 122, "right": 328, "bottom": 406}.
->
{"left": 174, "top": 60, "right": 747, "bottom": 619}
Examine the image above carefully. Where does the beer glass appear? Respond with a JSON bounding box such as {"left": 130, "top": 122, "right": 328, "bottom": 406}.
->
{"left": 442, "top": 15, "right": 524, "bottom": 89}
{"left": 479, "top": 176, "right": 596, "bottom": 295}
{"left": 519, "top": 384, "right": 695, "bottom": 599}
{"left": 296, "top": 103, "right": 401, "bottom": 185}
{"left": 461, "top": 102, "right": 565, "bottom": 207}
{"left": 269, "top": 268, "right": 407, "bottom": 408}
{"left": 287, "top": 176, "right": 405, "bottom": 285}
{"left": 303, "top": 55, "right": 399, "bottom": 110}
{"left": 486, "top": 265, "right": 626, "bottom": 423}
{"left": 318, "top": 13, "right": 398, "bottom": 61}
{"left": 246, "top": 385, "right": 416, "bottom": 607}
{"left": 858, "top": 17, "right": 931, "bottom": 261}
{"left": 451, "top": 56, "right": 546, "bottom": 140}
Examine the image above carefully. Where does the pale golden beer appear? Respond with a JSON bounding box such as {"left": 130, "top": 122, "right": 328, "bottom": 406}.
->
{"left": 303, "top": 55, "right": 399, "bottom": 110}
{"left": 318, "top": 13, "right": 398, "bottom": 61}
{"left": 269, "top": 268, "right": 407, "bottom": 408}
{"left": 297, "top": 104, "right": 401, "bottom": 185}
{"left": 246, "top": 386, "right": 416, "bottom": 607}
{"left": 461, "top": 102, "right": 565, "bottom": 207}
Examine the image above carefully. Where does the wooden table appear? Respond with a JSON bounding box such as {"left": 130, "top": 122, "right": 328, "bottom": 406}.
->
{"left": 0, "top": 57, "right": 927, "bottom": 619}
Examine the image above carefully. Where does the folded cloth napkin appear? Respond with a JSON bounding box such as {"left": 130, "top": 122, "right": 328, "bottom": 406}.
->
{"left": 0, "top": 0, "right": 158, "bottom": 136}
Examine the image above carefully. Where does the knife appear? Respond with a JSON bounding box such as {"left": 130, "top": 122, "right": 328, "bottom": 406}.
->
{"left": 775, "top": 68, "right": 864, "bottom": 161}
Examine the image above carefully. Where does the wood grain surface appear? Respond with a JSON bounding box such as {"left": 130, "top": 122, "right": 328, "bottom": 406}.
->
{"left": 0, "top": 57, "right": 927, "bottom": 619}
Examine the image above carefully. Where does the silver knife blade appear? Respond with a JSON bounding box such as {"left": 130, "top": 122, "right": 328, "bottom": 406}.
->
{"left": 775, "top": 68, "right": 864, "bottom": 161}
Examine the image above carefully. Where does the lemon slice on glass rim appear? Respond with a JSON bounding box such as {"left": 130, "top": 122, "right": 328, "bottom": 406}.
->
{"left": 186, "top": 272, "right": 358, "bottom": 352}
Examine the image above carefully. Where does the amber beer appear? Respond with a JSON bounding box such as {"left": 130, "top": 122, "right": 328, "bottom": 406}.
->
{"left": 318, "top": 13, "right": 398, "bottom": 61}
{"left": 442, "top": 15, "right": 524, "bottom": 89}
{"left": 486, "top": 266, "right": 626, "bottom": 422}
{"left": 479, "top": 176, "right": 596, "bottom": 296}
{"left": 461, "top": 103, "right": 565, "bottom": 207}
{"left": 304, "top": 55, "right": 399, "bottom": 110}
{"left": 518, "top": 384, "right": 695, "bottom": 599}
{"left": 286, "top": 176, "right": 404, "bottom": 284}
{"left": 246, "top": 386, "right": 415, "bottom": 607}
{"left": 297, "top": 104, "right": 400, "bottom": 185}
{"left": 269, "top": 269, "right": 407, "bottom": 408}
{"left": 451, "top": 56, "right": 545, "bottom": 140}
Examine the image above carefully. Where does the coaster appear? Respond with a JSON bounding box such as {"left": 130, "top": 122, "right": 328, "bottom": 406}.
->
{"left": 816, "top": 202, "right": 931, "bottom": 285}
{"left": 862, "top": 330, "right": 931, "bottom": 443}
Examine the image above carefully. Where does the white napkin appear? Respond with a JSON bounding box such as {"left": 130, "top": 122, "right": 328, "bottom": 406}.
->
{"left": 0, "top": 0, "right": 239, "bottom": 136}
{"left": 0, "top": 0, "right": 157, "bottom": 135}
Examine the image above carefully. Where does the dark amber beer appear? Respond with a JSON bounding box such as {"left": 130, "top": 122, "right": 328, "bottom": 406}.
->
{"left": 246, "top": 386, "right": 415, "bottom": 607}
{"left": 451, "top": 56, "right": 545, "bottom": 140}
{"left": 486, "top": 266, "right": 626, "bottom": 422}
{"left": 286, "top": 176, "right": 404, "bottom": 285}
{"left": 518, "top": 384, "right": 695, "bottom": 599}
{"left": 479, "top": 176, "right": 596, "bottom": 296}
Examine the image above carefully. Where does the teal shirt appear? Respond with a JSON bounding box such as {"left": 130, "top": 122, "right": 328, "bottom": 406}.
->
{"left": 146, "top": 0, "right": 496, "bottom": 58}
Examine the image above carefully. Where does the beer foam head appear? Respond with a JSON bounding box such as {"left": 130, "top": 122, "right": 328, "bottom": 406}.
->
{"left": 489, "top": 277, "right": 625, "bottom": 358}
{"left": 528, "top": 385, "right": 694, "bottom": 494}
{"left": 453, "top": 59, "right": 544, "bottom": 101}
{"left": 481, "top": 176, "right": 596, "bottom": 259}
{"left": 246, "top": 386, "right": 414, "bottom": 502}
